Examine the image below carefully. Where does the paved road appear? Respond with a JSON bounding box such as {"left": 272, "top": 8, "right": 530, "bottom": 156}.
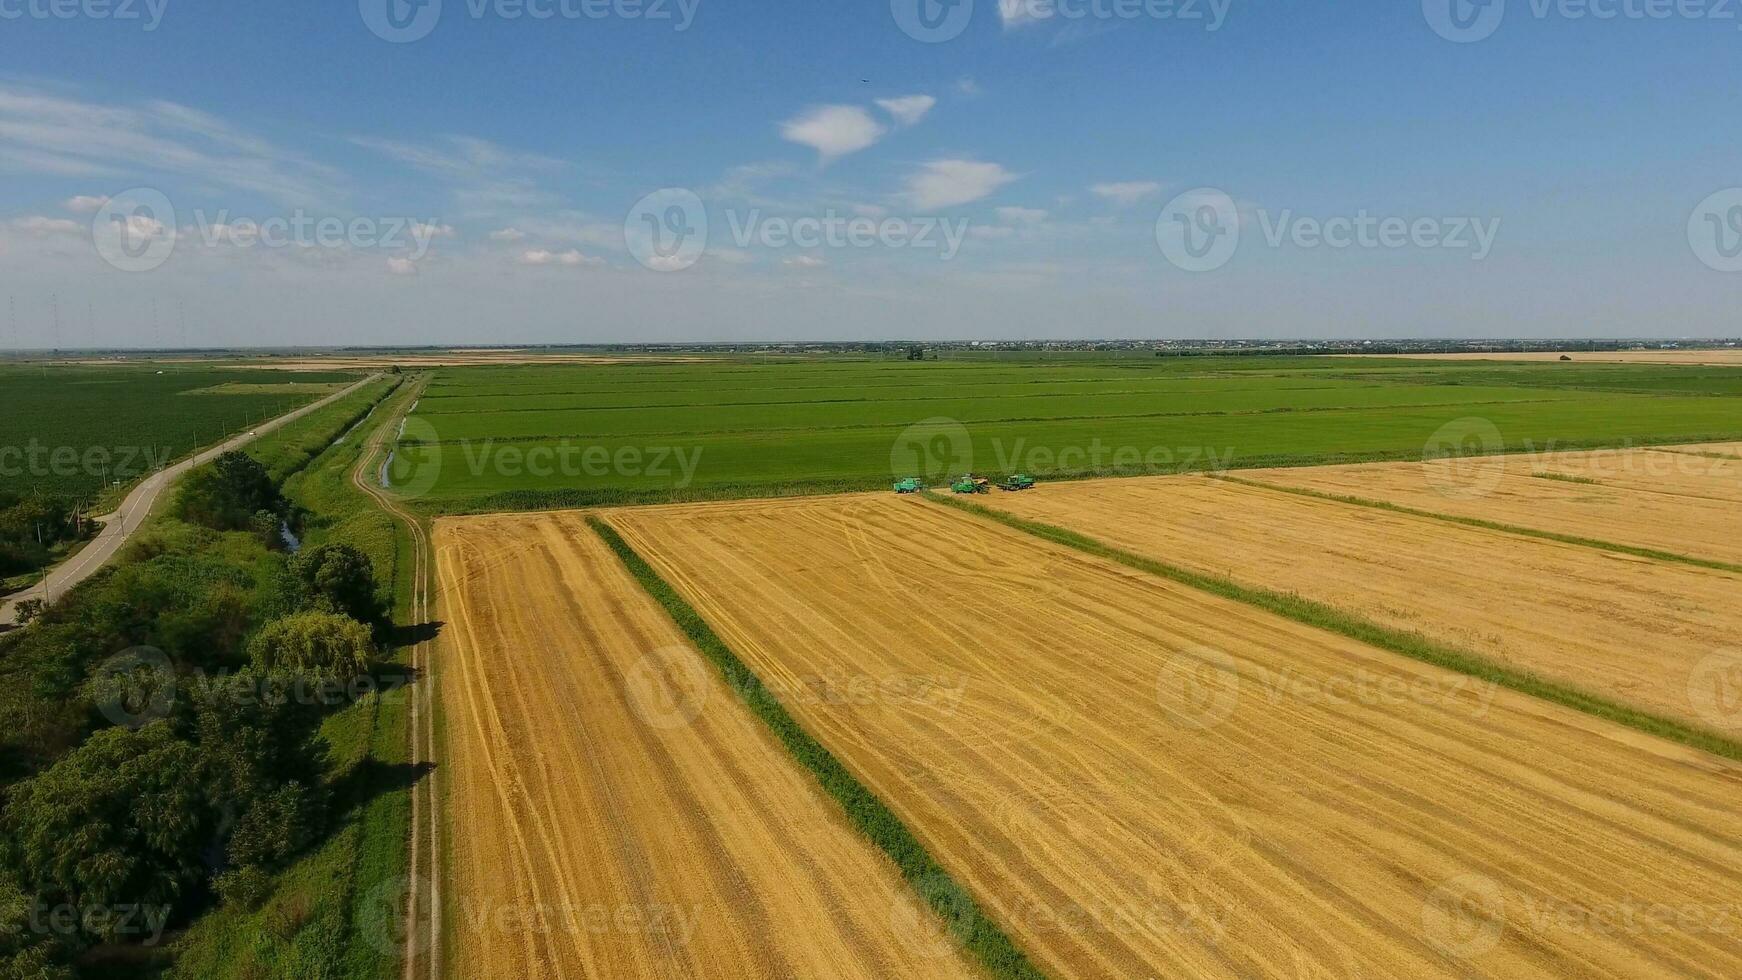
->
{"left": 1, "top": 375, "right": 382, "bottom": 626}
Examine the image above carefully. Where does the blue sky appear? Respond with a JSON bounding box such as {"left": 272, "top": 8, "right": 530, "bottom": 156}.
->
{"left": 1, "top": 0, "right": 1740, "bottom": 346}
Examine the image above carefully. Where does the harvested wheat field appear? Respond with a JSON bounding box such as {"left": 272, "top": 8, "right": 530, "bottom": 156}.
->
{"left": 608, "top": 495, "right": 1742, "bottom": 980}
{"left": 1232, "top": 451, "right": 1742, "bottom": 567}
{"left": 1522, "top": 446, "right": 1742, "bottom": 503}
{"left": 972, "top": 474, "right": 1742, "bottom": 730}
{"left": 434, "top": 512, "right": 978, "bottom": 979}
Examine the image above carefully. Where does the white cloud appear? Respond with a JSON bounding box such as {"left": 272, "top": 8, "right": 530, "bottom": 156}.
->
{"left": 955, "top": 77, "right": 983, "bottom": 98}
{"left": 387, "top": 257, "right": 419, "bottom": 276}
{"left": 780, "top": 105, "right": 887, "bottom": 162}
{"left": 64, "top": 195, "right": 109, "bottom": 214}
{"left": 901, "top": 160, "right": 1019, "bottom": 210}
{"left": 410, "top": 222, "right": 456, "bottom": 240}
{"left": 784, "top": 255, "right": 826, "bottom": 269}
{"left": 519, "top": 248, "right": 602, "bottom": 267}
{"left": 11, "top": 216, "right": 81, "bottom": 235}
{"left": 488, "top": 227, "right": 527, "bottom": 242}
{"left": 0, "top": 86, "right": 342, "bottom": 205}
{"left": 1090, "top": 181, "right": 1163, "bottom": 207}
{"left": 875, "top": 95, "right": 937, "bottom": 127}
{"left": 996, "top": 206, "right": 1048, "bottom": 224}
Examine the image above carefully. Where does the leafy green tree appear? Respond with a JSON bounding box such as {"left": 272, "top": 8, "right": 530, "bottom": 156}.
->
{"left": 176, "top": 452, "right": 282, "bottom": 532}
{"left": 247, "top": 612, "right": 373, "bottom": 681}
{"left": 289, "top": 543, "right": 381, "bottom": 625}
{"left": 0, "top": 876, "right": 73, "bottom": 980}
{"left": 1, "top": 725, "right": 206, "bottom": 933}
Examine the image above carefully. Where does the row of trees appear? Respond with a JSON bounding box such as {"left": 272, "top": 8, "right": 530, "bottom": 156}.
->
{"left": 0, "top": 452, "right": 392, "bottom": 975}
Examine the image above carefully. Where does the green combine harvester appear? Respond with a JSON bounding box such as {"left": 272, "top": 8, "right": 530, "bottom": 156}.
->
{"left": 893, "top": 477, "right": 925, "bottom": 494}
{"left": 951, "top": 475, "right": 991, "bottom": 494}
{"left": 998, "top": 473, "right": 1037, "bottom": 491}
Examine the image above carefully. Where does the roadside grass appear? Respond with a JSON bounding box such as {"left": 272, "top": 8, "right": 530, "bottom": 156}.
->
{"left": 1215, "top": 474, "right": 1742, "bottom": 576}
{"left": 589, "top": 516, "right": 1047, "bottom": 980}
{"left": 168, "top": 378, "right": 416, "bottom": 980}
{"left": 922, "top": 492, "right": 1742, "bottom": 765}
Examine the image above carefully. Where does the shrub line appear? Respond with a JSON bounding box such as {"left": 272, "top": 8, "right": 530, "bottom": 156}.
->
{"left": 587, "top": 516, "right": 1047, "bottom": 980}
{"left": 921, "top": 492, "right": 1742, "bottom": 764}
{"left": 1214, "top": 473, "right": 1742, "bottom": 577}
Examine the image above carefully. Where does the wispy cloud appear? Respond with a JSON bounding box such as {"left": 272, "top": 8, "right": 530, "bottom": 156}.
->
{"left": 901, "top": 160, "right": 1019, "bottom": 210}
{"left": 0, "top": 85, "right": 343, "bottom": 205}
{"left": 1090, "top": 181, "right": 1162, "bottom": 206}
{"left": 780, "top": 105, "right": 887, "bottom": 162}
{"left": 876, "top": 95, "right": 937, "bottom": 127}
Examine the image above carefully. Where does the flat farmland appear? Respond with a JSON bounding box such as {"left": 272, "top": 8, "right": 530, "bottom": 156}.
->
{"left": 971, "top": 473, "right": 1742, "bottom": 730}
{"left": 1526, "top": 446, "right": 1742, "bottom": 502}
{"left": 387, "top": 357, "right": 1742, "bottom": 509}
{"left": 607, "top": 495, "right": 1742, "bottom": 979}
{"left": 0, "top": 363, "right": 356, "bottom": 499}
{"left": 1233, "top": 449, "right": 1742, "bottom": 566}
{"left": 434, "top": 512, "right": 976, "bottom": 979}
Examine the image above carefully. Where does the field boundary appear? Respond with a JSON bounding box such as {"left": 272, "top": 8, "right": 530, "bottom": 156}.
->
{"left": 588, "top": 516, "right": 1047, "bottom": 980}
{"left": 921, "top": 492, "right": 1742, "bottom": 764}
{"left": 1214, "top": 473, "right": 1742, "bottom": 576}
{"left": 409, "top": 431, "right": 1742, "bottom": 517}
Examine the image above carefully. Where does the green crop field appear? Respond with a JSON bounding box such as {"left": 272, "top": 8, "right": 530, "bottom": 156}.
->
{"left": 0, "top": 363, "right": 360, "bottom": 501}
{"left": 381, "top": 355, "right": 1742, "bottom": 511}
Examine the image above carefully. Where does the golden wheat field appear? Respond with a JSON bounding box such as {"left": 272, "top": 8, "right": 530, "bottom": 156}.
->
{"left": 971, "top": 472, "right": 1742, "bottom": 731}
{"left": 434, "top": 512, "right": 978, "bottom": 979}
{"left": 1234, "top": 449, "right": 1742, "bottom": 567}
{"left": 604, "top": 494, "right": 1742, "bottom": 979}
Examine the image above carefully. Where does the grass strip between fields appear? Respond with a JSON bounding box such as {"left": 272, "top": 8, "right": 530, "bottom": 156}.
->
{"left": 921, "top": 492, "right": 1742, "bottom": 764}
{"left": 587, "top": 516, "right": 1048, "bottom": 980}
{"left": 1213, "top": 473, "right": 1742, "bottom": 577}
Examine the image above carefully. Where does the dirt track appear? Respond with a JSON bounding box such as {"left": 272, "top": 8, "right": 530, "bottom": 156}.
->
{"left": 434, "top": 512, "right": 977, "bottom": 979}
{"left": 609, "top": 495, "right": 1742, "bottom": 979}
{"left": 1234, "top": 449, "right": 1742, "bottom": 567}
{"left": 973, "top": 474, "right": 1742, "bottom": 731}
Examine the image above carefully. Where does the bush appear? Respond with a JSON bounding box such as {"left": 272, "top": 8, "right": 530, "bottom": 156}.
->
{"left": 288, "top": 544, "right": 381, "bottom": 626}
{"left": 177, "top": 453, "right": 282, "bottom": 532}
{"left": 247, "top": 612, "right": 373, "bottom": 681}
{"left": 212, "top": 867, "right": 273, "bottom": 911}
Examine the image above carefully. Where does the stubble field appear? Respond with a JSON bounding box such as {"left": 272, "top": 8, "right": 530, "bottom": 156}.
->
{"left": 603, "top": 494, "right": 1742, "bottom": 979}
{"left": 434, "top": 512, "right": 976, "bottom": 979}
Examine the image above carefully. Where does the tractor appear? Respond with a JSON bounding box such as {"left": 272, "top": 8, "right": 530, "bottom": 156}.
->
{"left": 951, "top": 475, "right": 991, "bottom": 494}
{"left": 998, "top": 473, "right": 1037, "bottom": 492}
{"left": 893, "top": 477, "right": 925, "bottom": 494}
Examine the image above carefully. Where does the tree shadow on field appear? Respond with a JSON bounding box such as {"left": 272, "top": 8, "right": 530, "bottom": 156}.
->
{"left": 336, "top": 757, "right": 437, "bottom": 813}
{"left": 389, "top": 619, "right": 444, "bottom": 647}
